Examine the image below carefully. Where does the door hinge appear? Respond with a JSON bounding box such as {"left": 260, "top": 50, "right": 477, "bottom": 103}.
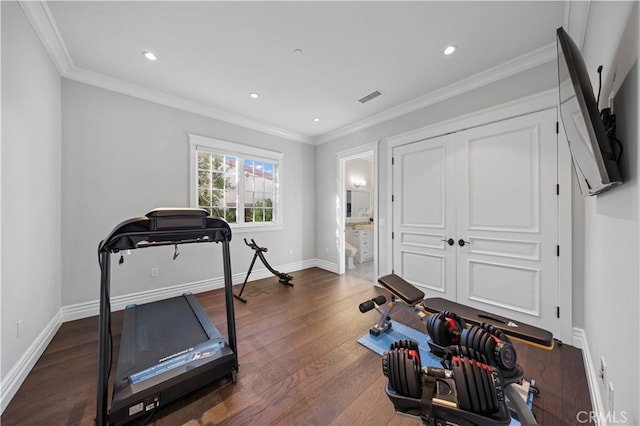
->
{"left": 392, "top": 232, "right": 395, "bottom": 240}
{"left": 391, "top": 157, "right": 395, "bottom": 165}
{"left": 556, "top": 184, "right": 560, "bottom": 195}
{"left": 557, "top": 245, "right": 560, "bottom": 256}
{"left": 556, "top": 121, "right": 559, "bottom": 134}
{"left": 392, "top": 195, "right": 395, "bottom": 202}
{"left": 557, "top": 306, "right": 560, "bottom": 318}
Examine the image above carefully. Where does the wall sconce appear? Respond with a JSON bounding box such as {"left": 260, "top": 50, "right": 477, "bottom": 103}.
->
{"left": 352, "top": 178, "right": 367, "bottom": 188}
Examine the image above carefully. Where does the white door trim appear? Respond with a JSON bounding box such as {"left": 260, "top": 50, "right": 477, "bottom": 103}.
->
{"left": 337, "top": 142, "right": 379, "bottom": 280}
{"left": 385, "top": 89, "right": 573, "bottom": 343}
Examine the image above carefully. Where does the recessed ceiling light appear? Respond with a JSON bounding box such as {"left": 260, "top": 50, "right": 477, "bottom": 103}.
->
{"left": 250, "top": 93, "right": 259, "bottom": 99}
{"left": 143, "top": 51, "right": 157, "bottom": 61}
{"left": 313, "top": 117, "right": 320, "bottom": 122}
{"left": 443, "top": 45, "right": 456, "bottom": 55}
{"left": 293, "top": 49, "right": 304, "bottom": 56}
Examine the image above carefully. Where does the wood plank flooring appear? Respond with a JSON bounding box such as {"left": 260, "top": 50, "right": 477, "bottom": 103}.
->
{"left": 1, "top": 268, "right": 592, "bottom": 425}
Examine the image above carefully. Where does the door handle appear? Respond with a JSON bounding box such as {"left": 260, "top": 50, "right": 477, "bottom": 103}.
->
{"left": 442, "top": 238, "right": 455, "bottom": 246}
{"left": 458, "top": 239, "right": 470, "bottom": 247}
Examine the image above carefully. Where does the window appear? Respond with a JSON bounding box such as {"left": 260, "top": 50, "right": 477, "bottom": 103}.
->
{"left": 190, "top": 134, "right": 282, "bottom": 229}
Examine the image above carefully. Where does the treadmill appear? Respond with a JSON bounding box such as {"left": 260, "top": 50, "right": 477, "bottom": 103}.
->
{"left": 95, "top": 208, "right": 238, "bottom": 425}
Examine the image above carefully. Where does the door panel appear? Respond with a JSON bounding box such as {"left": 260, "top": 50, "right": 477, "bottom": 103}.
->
{"left": 392, "top": 134, "right": 456, "bottom": 299}
{"left": 456, "top": 108, "right": 558, "bottom": 333}
{"left": 467, "top": 260, "right": 540, "bottom": 315}
{"left": 391, "top": 108, "right": 559, "bottom": 335}
{"left": 466, "top": 126, "right": 540, "bottom": 231}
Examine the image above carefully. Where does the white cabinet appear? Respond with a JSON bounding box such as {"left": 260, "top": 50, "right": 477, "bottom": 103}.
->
{"left": 346, "top": 228, "right": 373, "bottom": 263}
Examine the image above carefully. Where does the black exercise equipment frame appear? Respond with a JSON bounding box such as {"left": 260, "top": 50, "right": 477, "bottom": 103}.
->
{"left": 95, "top": 208, "right": 237, "bottom": 426}
{"left": 233, "top": 238, "right": 293, "bottom": 303}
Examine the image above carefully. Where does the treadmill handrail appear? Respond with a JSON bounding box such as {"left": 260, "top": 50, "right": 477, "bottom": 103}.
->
{"left": 99, "top": 208, "right": 232, "bottom": 253}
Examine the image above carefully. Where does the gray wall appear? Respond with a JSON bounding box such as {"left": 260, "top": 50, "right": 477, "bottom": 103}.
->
{"left": 1, "top": 1, "right": 62, "bottom": 379}
{"left": 315, "top": 60, "right": 558, "bottom": 274}
{"left": 62, "top": 79, "right": 316, "bottom": 307}
{"left": 579, "top": 2, "right": 638, "bottom": 421}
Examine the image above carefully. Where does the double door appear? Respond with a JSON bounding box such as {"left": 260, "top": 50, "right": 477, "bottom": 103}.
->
{"left": 392, "top": 108, "right": 559, "bottom": 334}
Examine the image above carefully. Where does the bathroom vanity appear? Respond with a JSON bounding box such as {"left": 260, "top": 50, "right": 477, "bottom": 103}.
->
{"left": 346, "top": 224, "right": 373, "bottom": 264}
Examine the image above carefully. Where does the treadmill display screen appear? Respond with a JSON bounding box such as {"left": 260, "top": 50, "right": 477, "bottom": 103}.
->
{"left": 154, "top": 216, "right": 205, "bottom": 230}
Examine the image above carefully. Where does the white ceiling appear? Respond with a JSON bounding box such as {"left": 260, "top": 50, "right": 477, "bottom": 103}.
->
{"left": 28, "top": 1, "right": 572, "bottom": 143}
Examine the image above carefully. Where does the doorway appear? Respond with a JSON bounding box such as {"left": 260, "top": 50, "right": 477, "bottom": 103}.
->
{"left": 338, "top": 143, "right": 378, "bottom": 282}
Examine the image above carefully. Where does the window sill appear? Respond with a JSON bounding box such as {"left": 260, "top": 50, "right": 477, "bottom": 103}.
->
{"left": 230, "top": 223, "right": 284, "bottom": 234}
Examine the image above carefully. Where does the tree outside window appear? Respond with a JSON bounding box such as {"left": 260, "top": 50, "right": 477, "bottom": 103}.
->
{"left": 191, "top": 135, "right": 281, "bottom": 228}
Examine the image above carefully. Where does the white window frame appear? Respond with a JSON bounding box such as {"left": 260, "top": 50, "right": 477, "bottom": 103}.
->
{"left": 189, "top": 134, "right": 283, "bottom": 232}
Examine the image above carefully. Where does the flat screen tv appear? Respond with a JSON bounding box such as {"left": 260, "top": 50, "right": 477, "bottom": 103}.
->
{"left": 556, "top": 27, "right": 623, "bottom": 196}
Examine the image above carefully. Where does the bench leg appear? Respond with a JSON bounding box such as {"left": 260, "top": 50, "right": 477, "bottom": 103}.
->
{"left": 370, "top": 302, "right": 394, "bottom": 336}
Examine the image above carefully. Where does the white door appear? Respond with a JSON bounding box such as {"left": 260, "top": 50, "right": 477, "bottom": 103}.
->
{"left": 456, "top": 108, "right": 558, "bottom": 333}
{"left": 391, "top": 108, "right": 559, "bottom": 335}
{"left": 392, "top": 134, "right": 457, "bottom": 300}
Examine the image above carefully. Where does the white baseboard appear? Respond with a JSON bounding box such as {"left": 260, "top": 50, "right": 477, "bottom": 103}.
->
{"left": 573, "top": 327, "right": 607, "bottom": 426}
{"left": 0, "top": 310, "right": 63, "bottom": 414}
{"left": 62, "top": 276, "right": 226, "bottom": 321}
{"left": 312, "top": 258, "right": 339, "bottom": 274}
{"left": 62, "top": 259, "right": 320, "bottom": 321}
{"left": 2, "top": 259, "right": 334, "bottom": 413}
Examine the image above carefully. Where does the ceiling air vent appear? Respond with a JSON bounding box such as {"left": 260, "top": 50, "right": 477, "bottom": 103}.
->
{"left": 358, "top": 90, "right": 382, "bottom": 104}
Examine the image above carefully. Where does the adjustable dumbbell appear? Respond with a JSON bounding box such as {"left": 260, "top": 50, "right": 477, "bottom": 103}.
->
{"left": 459, "top": 323, "right": 517, "bottom": 372}
{"left": 382, "top": 339, "right": 503, "bottom": 416}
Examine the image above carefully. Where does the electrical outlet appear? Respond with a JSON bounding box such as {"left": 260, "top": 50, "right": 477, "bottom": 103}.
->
{"left": 17, "top": 319, "right": 22, "bottom": 338}
{"left": 151, "top": 267, "right": 159, "bottom": 278}
{"left": 289, "top": 249, "right": 293, "bottom": 255}
{"left": 599, "top": 357, "right": 607, "bottom": 385}
{"left": 325, "top": 247, "right": 329, "bottom": 254}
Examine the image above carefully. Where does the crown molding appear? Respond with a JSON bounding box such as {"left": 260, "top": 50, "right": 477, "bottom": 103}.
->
{"left": 315, "top": 42, "right": 556, "bottom": 145}
{"left": 18, "top": 0, "right": 73, "bottom": 75}
{"left": 64, "top": 66, "right": 314, "bottom": 144}
{"left": 18, "top": 1, "right": 313, "bottom": 144}
{"left": 21, "top": 0, "right": 575, "bottom": 147}
{"left": 317, "top": 2, "right": 588, "bottom": 145}
{"left": 564, "top": 0, "right": 591, "bottom": 50}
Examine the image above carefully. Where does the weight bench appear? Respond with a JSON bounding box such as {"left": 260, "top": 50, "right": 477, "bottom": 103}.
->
{"left": 369, "top": 273, "right": 554, "bottom": 350}
{"left": 358, "top": 274, "right": 426, "bottom": 336}
{"left": 365, "top": 274, "right": 551, "bottom": 426}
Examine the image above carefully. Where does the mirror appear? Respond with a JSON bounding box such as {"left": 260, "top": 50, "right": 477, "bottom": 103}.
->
{"left": 346, "top": 190, "right": 371, "bottom": 219}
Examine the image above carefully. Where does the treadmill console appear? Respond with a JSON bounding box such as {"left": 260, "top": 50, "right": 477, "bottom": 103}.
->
{"left": 147, "top": 208, "right": 208, "bottom": 230}
{"left": 100, "top": 208, "right": 232, "bottom": 252}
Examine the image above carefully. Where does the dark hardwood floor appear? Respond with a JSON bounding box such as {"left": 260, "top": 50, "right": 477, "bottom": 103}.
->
{"left": 2, "top": 268, "right": 592, "bottom": 425}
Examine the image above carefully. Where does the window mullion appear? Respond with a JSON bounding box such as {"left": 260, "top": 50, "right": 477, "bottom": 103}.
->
{"left": 237, "top": 156, "right": 245, "bottom": 224}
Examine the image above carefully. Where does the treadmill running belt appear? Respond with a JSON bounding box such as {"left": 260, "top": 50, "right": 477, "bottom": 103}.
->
{"left": 117, "top": 295, "right": 223, "bottom": 380}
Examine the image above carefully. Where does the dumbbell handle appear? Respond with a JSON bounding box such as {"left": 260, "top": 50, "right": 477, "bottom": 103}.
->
{"left": 424, "top": 366, "right": 452, "bottom": 379}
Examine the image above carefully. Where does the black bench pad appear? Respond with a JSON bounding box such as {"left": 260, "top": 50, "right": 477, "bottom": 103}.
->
{"left": 378, "top": 274, "right": 425, "bottom": 305}
{"left": 422, "top": 297, "right": 554, "bottom": 349}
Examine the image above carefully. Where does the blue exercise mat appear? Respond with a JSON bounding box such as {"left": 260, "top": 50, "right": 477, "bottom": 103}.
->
{"left": 357, "top": 321, "right": 442, "bottom": 368}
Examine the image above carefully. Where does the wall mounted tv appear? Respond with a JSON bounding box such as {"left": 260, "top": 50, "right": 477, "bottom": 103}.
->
{"left": 557, "top": 27, "right": 623, "bottom": 196}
